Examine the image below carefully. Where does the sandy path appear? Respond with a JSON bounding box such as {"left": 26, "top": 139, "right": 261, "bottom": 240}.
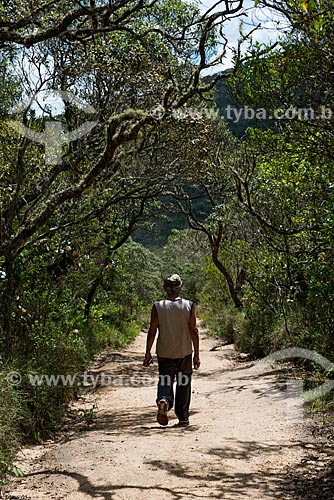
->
{"left": 5, "top": 328, "right": 311, "bottom": 500}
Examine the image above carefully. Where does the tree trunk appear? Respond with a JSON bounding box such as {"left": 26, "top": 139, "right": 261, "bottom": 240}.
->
{"left": 84, "top": 275, "right": 102, "bottom": 320}
{"left": 211, "top": 237, "right": 243, "bottom": 310}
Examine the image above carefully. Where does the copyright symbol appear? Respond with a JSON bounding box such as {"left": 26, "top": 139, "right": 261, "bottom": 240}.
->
{"left": 7, "top": 371, "right": 22, "bottom": 386}
{"left": 148, "top": 105, "right": 165, "bottom": 121}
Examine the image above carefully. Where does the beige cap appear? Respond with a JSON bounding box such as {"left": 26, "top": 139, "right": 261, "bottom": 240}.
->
{"left": 164, "top": 273, "right": 182, "bottom": 288}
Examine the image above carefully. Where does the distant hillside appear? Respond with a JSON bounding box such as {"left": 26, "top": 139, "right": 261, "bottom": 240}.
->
{"left": 133, "top": 188, "right": 211, "bottom": 248}
{"left": 207, "top": 70, "right": 275, "bottom": 137}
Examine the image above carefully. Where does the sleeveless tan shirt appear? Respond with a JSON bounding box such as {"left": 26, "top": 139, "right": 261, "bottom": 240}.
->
{"left": 154, "top": 298, "right": 193, "bottom": 358}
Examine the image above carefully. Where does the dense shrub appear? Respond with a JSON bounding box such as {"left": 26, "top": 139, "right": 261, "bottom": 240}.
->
{"left": 0, "top": 376, "right": 22, "bottom": 481}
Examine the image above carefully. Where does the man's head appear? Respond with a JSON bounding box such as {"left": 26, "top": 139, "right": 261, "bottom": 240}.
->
{"left": 163, "top": 273, "right": 182, "bottom": 294}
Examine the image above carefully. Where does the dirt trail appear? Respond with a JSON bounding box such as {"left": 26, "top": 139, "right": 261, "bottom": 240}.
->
{"left": 5, "top": 328, "right": 314, "bottom": 500}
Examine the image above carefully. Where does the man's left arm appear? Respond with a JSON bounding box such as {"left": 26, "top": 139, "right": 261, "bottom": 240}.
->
{"left": 189, "top": 303, "right": 200, "bottom": 370}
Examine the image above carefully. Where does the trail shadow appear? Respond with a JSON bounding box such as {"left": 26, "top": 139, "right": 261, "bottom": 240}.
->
{"left": 281, "top": 455, "right": 334, "bottom": 500}
{"left": 145, "top": 437, "right": 325, "bottom": 499}
{"left": 199, "top": 377, "right": 287, "bottom": 401}
{"left": 11, "top": 466, "right": 283, "bottom": 499}
{"left": 235, "top": 367, "right": 293, "bottom": 380}
{"left": 87, "top": 353, "right": 151, "bottom": 384}
{"left": 63, "top": 404, "right": 202, "bottom": 441}
{"left": 63, "top": 407, "right": 167, "bottom": 440}
{"left": 18, "top": 436, "right": 322, "bottom": 500}
{"left": 213, "top": 367, "right": 298, "bottom": 401}
{"left": 194, "top": 367, "right": 234, "bottom": 380}
{"left": 16, "top": 470, "right": 184, "bottom": 500}
{"left": 94, "top": 406, "right": 201, "bottom": 432}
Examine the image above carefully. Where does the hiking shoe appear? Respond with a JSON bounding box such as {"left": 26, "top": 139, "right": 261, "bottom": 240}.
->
{"left": 157, "top": 399, "right": 169, "bottom": 426}
{"left": 176, "top": 419, "right": 190, "bottom": 427}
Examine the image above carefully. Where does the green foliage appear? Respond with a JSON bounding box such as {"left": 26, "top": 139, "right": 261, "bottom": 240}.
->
{"left": 203, "top": 2, "right": 334, "bottom": 364}
{"left": 211, "top": 72, "right": 276, "bottom": 137}
{"left": 159, "top": 229, "right": 206, "bottom": 300}
{"left": 104, "top": 239, "right": 162, "bottom": 322}
{"left": 199, "top": 259, "right": 232, "bottom": 337}
{"left": 0, "top": 236, "right": 163, "bottom": 479}
{"left": 0, "top": 57, "right": 20, "bottom": 118}
{"left": 0, "top": 374, "right": 22, "bottom": 480}
{"left": 77, "top": 403, "right": 97, "bottom": 425}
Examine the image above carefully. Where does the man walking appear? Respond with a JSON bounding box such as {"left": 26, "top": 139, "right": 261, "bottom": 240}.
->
{"left": 143, "top": 274, "right": 200, "bottom": 427}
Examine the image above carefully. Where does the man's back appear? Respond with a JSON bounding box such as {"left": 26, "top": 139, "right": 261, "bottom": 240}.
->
{"left": 155, "top": 298, "right": 193, "bottom": 358}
